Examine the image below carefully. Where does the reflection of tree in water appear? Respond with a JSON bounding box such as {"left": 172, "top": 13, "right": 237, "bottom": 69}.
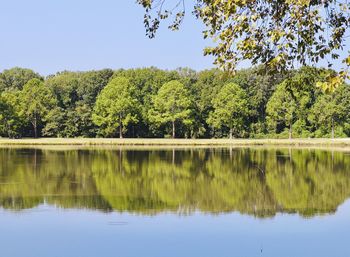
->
{"left": 265, "top": 150, "right": 350, "bottom": 216}
{"left": 0, "top": 147, "right": 350, "bottom": 217}
{"left": 0, "top": 148, "right": 111, "bottom": 211}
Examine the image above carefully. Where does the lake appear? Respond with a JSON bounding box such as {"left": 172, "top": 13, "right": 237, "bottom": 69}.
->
{"left": 0, "top": 147, "right": 350, "bottom": 257}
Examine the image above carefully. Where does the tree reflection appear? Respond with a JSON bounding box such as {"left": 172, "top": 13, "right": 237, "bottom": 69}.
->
{"left": 0, "top": 147, "right": 350, "bottom": 217}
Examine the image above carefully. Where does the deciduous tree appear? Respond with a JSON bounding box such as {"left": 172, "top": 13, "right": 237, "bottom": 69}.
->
{"left": 138, "top": 0, "right": 350, "bottom": 86}
{"left": 149, "top": 80, "right": 192, "bottom": 138}
{"left": 309, "top": 84, "right": 350, "bottom": 138}
{"left": 266, "top": 83, "right": 297, "bottom": 139}
{"left": 0, "top": 92, "right": 23, "bottom": 138}
{"left": 20, "top": 79, "right": 57, "bottom": 138}
{"left": 0, "top": 67, "right": 42, "bottom": 91}
{"left": 92, "top": 77, "right": 139, "bottom": 138}
{"left": 207, "top": 83, "right": 249, "bottom": 138}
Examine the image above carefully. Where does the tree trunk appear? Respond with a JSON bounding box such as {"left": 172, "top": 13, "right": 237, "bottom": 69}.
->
{"left": 193, "top": 130, "right": 197, "bottom": 139}
{"left": 119, "top": 125, "right": 123, "bottom": 139}
{"left": 331, "top": 93, "right": 335, "bottom": 139}
{"left": 229, "top": 128, "right": 233, "bottom": 139}
{"left": 289, "top": 124, "right": 292, "bottom": 139}
{"left": 5, "top": 120, "right": 11, "bottom": 138}
{"left": 33, "top": 117, "right": 38, "bottom": 138}
{"left": 172, "top": 121, "right": 175, "bottom": 139}
{"left": 119, "top": 115, "right": 123, "bottom": 139}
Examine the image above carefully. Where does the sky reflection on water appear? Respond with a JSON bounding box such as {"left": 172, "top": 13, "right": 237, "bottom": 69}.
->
{"left": 0, "top": 147, "right": 350, "bottom": 257}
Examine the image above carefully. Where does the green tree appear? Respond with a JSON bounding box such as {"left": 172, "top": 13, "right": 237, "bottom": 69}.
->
{"left": 45, "top": 69, "right": 113, "bottom": 137}
{"left": 92, "top": 77, "right": 139, "bottom": 138}
{"left": 44, "top": 72, "right": 79, "bottom": 137}
{"left": 309, "top": 95, "right": 338, "bottom": 138}
{"left": 0, "top": 65, "right": 349, "bottom": 139}
{"left": 149, "top": 80, "right": 192, "bottom": 138}
{"left": 0, "top": 67, "right": 42, "bottom": 91}
{"left": 20, "top": 79, "right": 57, "bottom": 138}
{"left": 79, "top": 69, "right": 122, "bottom": 137}
{"left": 77, "top": 69, "right": 114, "bottom": 107}
{"left": 0, "top": 92, "right": 23, "bottom": 138}
{"left": 189, "top": 69, "right": 227, "bottom": 138}
{"left": 266, "top": 83, "right": 297, "bottom": 139}
{"left": 265, "top": 67, "right": 325, "bottom": 138}
{"left": 230, "top": 66, "right": 291, "bottom": 137}
{"left": 207, "top": 83, "right": 249, "bottom": 139}
{"left": 112, "top": 67, "right": 179, "bottom": 137}
{"left": 309, "top": 85, "right": 350, "bottom": 138}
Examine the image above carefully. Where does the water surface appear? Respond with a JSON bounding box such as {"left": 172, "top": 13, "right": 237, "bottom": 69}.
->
{"left": 0, "top": 147, "right": 350, "bottom": 257}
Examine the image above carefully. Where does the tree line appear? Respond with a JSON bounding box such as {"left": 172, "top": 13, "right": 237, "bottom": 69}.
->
{"left": 0, "top": 66, "right": 350, "bottom": 139}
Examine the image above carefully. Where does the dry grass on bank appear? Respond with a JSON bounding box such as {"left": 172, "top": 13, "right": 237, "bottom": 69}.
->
{"left": 0, "top": 137, "right": 350, "bottom": 147}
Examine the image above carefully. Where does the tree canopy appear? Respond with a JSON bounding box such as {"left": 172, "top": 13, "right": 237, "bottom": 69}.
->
{"left": 266, "top": 82, "right": 297, "bottom": 139}
{"left": 208, "top": 83, "right": 249, "bottom": 138}
{"left": 309, "top": 84, "right": 350, "bottom": 138}
{"left": 0, "top": 67, "right": 42, "bottom": 91}
{"left": 0, "top": 93, "right": 21, "bottom": 138}
{"left": 93, "top": 77, "right": 139, "bottom": 138}
{"left": 138, "top": 0, "right": 350, "bottom": 86}
{"left": 148, "top": 80, "right": 192, "bottom": 138}
{"left": 20, "top": 78, "right": 57, "bottom": 138}
{"left": 0, "top": 66, "right": 350, "bottom": 139}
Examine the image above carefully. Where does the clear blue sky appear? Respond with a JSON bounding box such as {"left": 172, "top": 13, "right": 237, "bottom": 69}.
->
{"left": 0, "top": 0, "right": 214, "bottom": 75}
{"left": 2, "top": 1, "right": 348, "bottom": 76}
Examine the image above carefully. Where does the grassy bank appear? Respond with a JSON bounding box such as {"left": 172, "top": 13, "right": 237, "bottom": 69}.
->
{"left": 1, "top": 137, "right": 350, "bottom": 147}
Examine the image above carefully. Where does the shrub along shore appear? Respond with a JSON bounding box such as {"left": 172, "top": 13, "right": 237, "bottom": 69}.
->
{"left": 1, "top": 138, "right": 350, "bottom": 147}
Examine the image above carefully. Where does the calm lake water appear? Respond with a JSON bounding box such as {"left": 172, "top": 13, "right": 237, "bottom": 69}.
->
{"left": 1, "top": 147, "right": 350, "bottom": 257}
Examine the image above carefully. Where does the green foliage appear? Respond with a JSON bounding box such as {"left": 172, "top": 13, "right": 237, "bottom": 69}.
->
{"left": 77, "top": 69, "right": 114, "bottom": 106}
{"left": 45, "top": 69, "right": 113, "bottom": 137}
{"left": 309, "top": 84, "right": 350, "bottom": 138}
{"left": 266, "top": 67, "right": 327, "bottom": 138}
{"left": 93, "top": 77, "right": 139, "bottom": 138}
{"left": 112, "top": 67, "right": 179, "bottom": 137}
{"left": 0, "top": 67, "right": 42, "bottom": 91}
{"left": 0, "top": 92, "right": 23, "bottom": 138}
{"left": 20, "top": 78, "right": 57, "bottom": 138}
{"left": 208, "top": 83, "right": 249, "bottom": 138}
{"left": 0, "top": 65, "right": 350, "bottom": 139}
{"left": 138, "top": 0, "right": 350, "bottom": 78}
{"left": 266, "top": 82, "right": 297, "bottom": 138}
{"left": 148, "top": 80, "right": 192, "bottom": 138}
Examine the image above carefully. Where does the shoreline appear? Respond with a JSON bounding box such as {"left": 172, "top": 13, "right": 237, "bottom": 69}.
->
{"left": 1, "top": 138, "right": 350, "bottom": 147}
